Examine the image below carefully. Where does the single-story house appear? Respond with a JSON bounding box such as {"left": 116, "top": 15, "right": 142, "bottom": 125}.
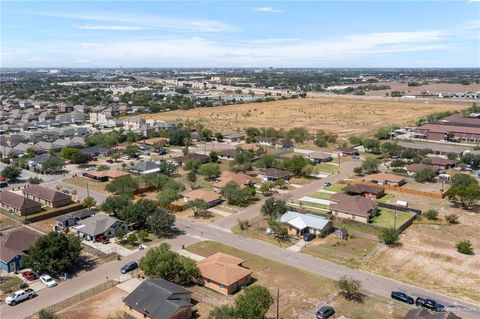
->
{"left": 217, "top": 149, "right": 239, "bottom": 160}
{"left": 55, "top": 209, "right": 96, "bottom": 229}
{"left": 173, "top": 153, "right": 209, "bottom": 166}
{"left": 123, "top": 278, "right": 193, "bottom": 319}
{"left": 403, "top": 308, "right": 461, "bottom": 319}
{"left": 196, "top": 252, "right": 252, "bottom": 295}
{"left": 334, "top": 147, "right": 359, "bottom": 157}
{"left": 344, "top": 184, "right": 385, "bottom": 200}
{"left": 28, "top": 153, "right": 53, "bottom": 170}
{"left": 257, "top": 137, "right": 277, "bottom": 147}
{"left": 80, "top": 146, "right": 110, "bottom": 157}
{"left": 23, "top": 185, "right": 73, "bottom": 208}
{"left": 128, "top": 161, "right": 160, "bottom": 175}
{"left": 222, "top": 132, "right": 246, "bottom": 143}
{"left": 406, "top": 163, "right": 441, "bottom": 175}
{"left": 426, "top": 156, "right": 458, "bottom": 169}
{"left": 280, "top": 211, "right": 333, "bottom": 236}
{"left": 304, "top": 151, "right": 333, "bottom": 163}
{"left": 174, "top": 189, "right": 222, "bottom": 208}
{"left": 275, "top": 138, "right": 294, "bottom": 149}
{"left": 330, "top": 193, "right": 377, "bottom": 223}
{"left": 0, "top": 227, "right": 42, "bottom": 272}
{"left": 88, "top": 169, "right": 130, "bottom": 181}
{"left": 365, "top": 173, "right": 406, "bottom": 187}
{"left": 213, "top": 171, "right": 255, "bottom": 192}
{"left": 259, "top": 168, "right": 292, "bottom": 182}
{"left": 0, "top": 191, "right": 42, "bottom": 215}
{"left": 74, "top": 213, "right": 127, "bottom": 241}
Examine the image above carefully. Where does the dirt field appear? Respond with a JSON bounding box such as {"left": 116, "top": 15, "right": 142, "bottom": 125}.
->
{"left": 366, "top": 202, "right": 480, "bottom": 304}
{"left": 360, "top": 82, "right": 480, "bottom": 97}
{"left": 139, "top": 96, "right": 469, "bottom": 138}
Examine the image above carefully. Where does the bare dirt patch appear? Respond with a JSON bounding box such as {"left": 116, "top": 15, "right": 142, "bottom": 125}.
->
{"left": 138, "top": 96, "right": 469, "bottom": 138}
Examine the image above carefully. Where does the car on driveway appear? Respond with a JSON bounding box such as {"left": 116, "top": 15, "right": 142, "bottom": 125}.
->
{"left": 415, "top": 297, "right": 445, "bottom": 312}
{"left": 303, "top": 233, "right": 315, "bottom": 242}
{"left": 21, "top": 271, "right": 37, "bottom": 281}
{"left": 120, "top": 261, "right": 138, "bottom": 274}
{"left": 391, "top": 291, "right": 414, "bottom": 304}
{"left": 316, "top": 305, "right": 335, "bottom": 319}
{"left": 323, "top": 182, "right": 332, "bottom": 187}
{"left": 39, "top": 275, "right": 57, "bottom": 288}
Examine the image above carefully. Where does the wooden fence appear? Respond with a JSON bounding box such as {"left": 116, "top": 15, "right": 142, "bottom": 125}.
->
{"left": 24, "top": 203, "right": 84, "bottom": 223}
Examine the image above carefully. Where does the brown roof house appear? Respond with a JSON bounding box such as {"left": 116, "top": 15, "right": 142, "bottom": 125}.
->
{"left": 0, "top": 227, "right": 42, "bottom": 272}
{"left": 406, "top": 163, "right": 441, "bottom": 175}
{"left": 366, "top": 173, "right": 406, "bottom": 187}
{"left": 344, "top": 184, "right": 385, "bottom": 200}
{"left": 330, "top": 193, "right": 377, "bottom": 223}
{"left": 196, "top": 252, "right": 252, "bottom": 295}
{"left": 172, "top": 189, "right": 222, "bottom": 209}
{"left": 0, "top": 191, "right": 42, "bottom": 216}
{"left": 403, "top": 308, "right": 461, "bottom": 319}
{"left": 213, "top": 171, "right": 255, "bottom": 192}
{"left": 426, "top": 156, "right": 458, "bottom": 169}
{"left": 259, "top": 168, "right": 292, "bottom": 182}
{"left": 23, "top": 185, "right": 73, "bottom": 208}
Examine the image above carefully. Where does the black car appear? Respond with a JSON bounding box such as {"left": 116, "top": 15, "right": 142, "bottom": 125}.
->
{"left": 415, "top": 297, "right": 445, "bottom": 312}
{"left": 391, "top": 291, "right": 414, "bottom": 304}
{"left": 120, "top": 261, "right": 138, "bottom": 274}
{"left": 316, "top": 305, "right": 335, "bottom": 319}
{"left": 303, "top": 233, "right": 316, "bottom": 242}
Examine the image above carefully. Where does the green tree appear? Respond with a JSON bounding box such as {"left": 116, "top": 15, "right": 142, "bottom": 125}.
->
{"left": 82, "top": 196, "right": 97, "bottom": 209}
{"left": 235, "top": 286, "right": 273, "bottom": 319}
{"left": 101, "top": 195, "right": 132, "bottom": 216}
{"left": 41, "top": 156, "right": 65, "bottom": 174}
{"left": 208, "top": 305, "right": 237, "bottom": 319}
{"left": 184, "top": 159, "right": 201, "bottom": 173}
{"left": 353, "top": 166, "right": 364, "bottom": 176}
{"left": 363, "top": 139, "right": 381, "bottom": 153}
{"left": 71, "top": 152, "right": 91, "bottom": 164}
{"left": 125, "top": 144, "right": 139, "bottom": 157}
{"left": 221, "top": 181, "right": 256, "bottom": 207}
{"left": 199, "top": 163, "right": 221, "bottom": 180}
{"left": 105, "top": 175, "right": 139, "bottom": 194}
{"left": 168, "top": 130, "right": 191, "bottom": 146}
{"left": 209, "top": 151, "right": 219, "bottom": 163}
{"left": 147, "top": 207, "right": 176, "bottom": 237}
{"left": 456, "top": 240, "right": 474, "bottom": 255}
{"left": 96, "top": 164, "right": 109, "bottom": 171}
{"left": 254, "top": 154, "right": 278, "bottom": 169}
{"left": 361, "top": 157, "right": 379, "bottom": 174}
{"left": 229, "top": 151, "right": 253, "bottom": 173}
{"left": 22, "top": 232, "right": 82, "bottom": 274}
{"left": 157, "top": 189, "right": 180, "bottom": 207}
{"left": 1, "top": 165, "right": 21, "bottom": 181}
{"left": 336, "top": 275, "right": 363, "bottom": 301}
{"left": 380, "top": 228, "right": 400, "bottom": 245}
{"left": 261, "top": 197, "right": 287, "bottom": 220}
{"left": 185, "top": 199, "right": 209, "bottom": 217}
{"left": 445, "top": 173, "right": 480, "bottom": 208}
{"left": 136, "top": 230, "right": 149, "bottom": 243}
{"left": 268, "top": 219, "right": 289, "bottom": 240}
{"left": 60, "top": 147, "right": 80, "bottom": 160}
{"left": 28, "top": 176, "right": 43, "bottom": 184}
{"left": 283, "top": 155, "right": 310, "bottom": 176}
{"left": 118, "top": 199, "right": 158, "bottom": 226}
{"left": 260, "top": 181, "right": 274, "bottom": 194}
{"left": 414, "top": 168, "right": 436, "bottom": 183}
{"left": 139, "top": 243, "right": 200, "bottom": 286}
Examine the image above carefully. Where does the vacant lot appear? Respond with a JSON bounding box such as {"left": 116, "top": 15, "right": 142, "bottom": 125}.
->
{"left": 187, "top": 241, "right": 407, "bottom": 319}
{"left": 140, "top": 96, "right": 468, "bottom": 137}
{"left": 366, "top": 204, "right": 480, "bottom": 304}
{"left": 63, "top": 177, "right": 109, "bottom": 193}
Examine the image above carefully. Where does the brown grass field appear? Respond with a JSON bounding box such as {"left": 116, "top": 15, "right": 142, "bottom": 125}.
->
{"left": 138, "top": 96, "right": 470, "bottom": 138}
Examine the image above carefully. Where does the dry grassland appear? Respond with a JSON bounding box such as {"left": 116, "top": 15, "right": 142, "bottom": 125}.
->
{"left": 139, "top": 96, "right": 469, "bottom": 138}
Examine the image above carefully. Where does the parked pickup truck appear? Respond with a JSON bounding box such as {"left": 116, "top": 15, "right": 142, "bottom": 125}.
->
{"left": 5, "top": 289, "right": 36, "bottom": 306}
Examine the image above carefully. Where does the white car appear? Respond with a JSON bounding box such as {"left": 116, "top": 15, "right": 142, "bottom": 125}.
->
{"left": 39, "top": 275, "right": 57, "bottom": 288}
{"left": 84, "top": 167, "right": 95, "bottom": 171}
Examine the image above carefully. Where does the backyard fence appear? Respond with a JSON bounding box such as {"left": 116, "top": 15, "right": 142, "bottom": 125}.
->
{"left": 344, "top": 179, "right": 445, "bottom": 199}
{"left": 377, "top": 202, "right": 422, "bottom": 215}
{"left": 23, "top": 203, "right": 84, "bottom": 223}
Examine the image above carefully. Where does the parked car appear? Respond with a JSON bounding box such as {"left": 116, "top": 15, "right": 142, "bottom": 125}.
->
{"left": 158, "top": 148, "right": 167, "bottom": 155}
{"left": 39, "top": 275, "right": 57, "bottom": 288}
{"left": 415, "top": 297, "right": 445, "bottom": 312}
{"left": 303, "top": 233, "right": 316, "bottom": 242}
{"left": 391, "top": 291, "right": 414, "bottom": 304}
{"left": 84, "top": 167, "right": 95, "bottom": 171}
{"left": 122, "top": 156, "right": 130, "bottom": 160}
{"left": 106, "top": 159, "right": 114, "bottom": 163}
{"left": 316, "top": 305, "right": 335, "bottom": 319}
{"left": 21, "top": 271, "right": 38, "bottom": 281}
{"left": 323, "top": 182, "right": 332, "bottom": 187}
{"left": 120, "top": 261, "right": 138, "bottom": 274}
{"left": 5, "top": 289, "right": 36, "bottom": 306}
{"left": 0, "top": 181, "right": 8, "bottom": 188}
{"left": 351, "top": 154, "right": 360, "bottom": 159}
{"left": 96, "top": 235, "right": 110, "bottom": 244}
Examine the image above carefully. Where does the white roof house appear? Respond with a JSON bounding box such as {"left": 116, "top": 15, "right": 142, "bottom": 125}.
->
{"left": 280, "top": 211, "right": 333, "bottom": 235}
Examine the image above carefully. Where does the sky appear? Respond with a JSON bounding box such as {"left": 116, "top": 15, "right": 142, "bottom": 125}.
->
{"left": 1, "top": 0, "right": 480, "bottom": 68}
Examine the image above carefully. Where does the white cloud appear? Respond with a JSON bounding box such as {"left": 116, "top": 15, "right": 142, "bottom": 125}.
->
{"left": 75, "top": 25, "right": 148, "bottom": 31}
{"left": 23, "top": 10, "right": 239, "bottom": 32}
{"left": 253, "top": 7, "right": 284, "bottom": 13}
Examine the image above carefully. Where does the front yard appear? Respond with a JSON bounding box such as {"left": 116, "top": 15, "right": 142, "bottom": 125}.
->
{"left": 63, "top": 177, "right": 109, "bottom": 193}
{"left": 370, "top": 209, "right": 416, "bottom": 229}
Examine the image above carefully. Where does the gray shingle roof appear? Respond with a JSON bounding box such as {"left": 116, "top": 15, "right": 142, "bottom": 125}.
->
{"left": 77, "top": 214, "right": 124, "bottom": 237}
{"left": 24, "top": 185, "right": 72, "bottom": 203}
{"left": 123, "top": 279, "right": 192, "bottom": 319}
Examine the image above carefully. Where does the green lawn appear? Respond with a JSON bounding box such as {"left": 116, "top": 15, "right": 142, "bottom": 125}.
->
{"left": 334, "top": 220, "right": 382, "bottom": 237}
{"left": 232, "top": 225, "right": 294, "bottom": 248}
{"left": 298, "top": 200, "right": 329, "bottom": 210}
{"left": 377, "top": 193, "right": 395, "bottom": 203}
{"left": 0, "top": 276, "right": 23, "bottom": 293}
{"left": 316, "top": 163, "right": 339, "bottom": 173}
{"left": 324, "top": 183, "right": 347, "bottom": 192}
{"left": 370, "top": 209, "right": 415, "bottom": 229}
{"left": 308, "top": 192, "right": 332, "bottom": 200}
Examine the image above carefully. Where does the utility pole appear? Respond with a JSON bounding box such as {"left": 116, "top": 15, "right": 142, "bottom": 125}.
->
{"left": 276, "top": 287, "right": 280, "bottom": 319}
{"left": 393, "top": 209, "right": 397, "bottom": 229}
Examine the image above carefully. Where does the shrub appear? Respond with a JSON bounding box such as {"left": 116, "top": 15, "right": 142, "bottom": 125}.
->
{"left": 456, "top": 240, "right": 474, "bottom": 255}
{"left": 379, "top": 228, "right": 399, "bottom": 245}
{"left": 445, "top": 213, "right": 459, "bottom": 224}
{"left": 238, "top": 219, "right": 249, "bottom": 231}
{"left": 423, "top": 209, "right": 438, "bottom": 220}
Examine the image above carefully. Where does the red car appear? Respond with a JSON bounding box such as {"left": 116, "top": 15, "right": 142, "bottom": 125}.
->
{"left": 96, "top": 235, "right": 110, "bottom": 244}
{"left": 22, "top": 271, "right": 37, "bottom": 281}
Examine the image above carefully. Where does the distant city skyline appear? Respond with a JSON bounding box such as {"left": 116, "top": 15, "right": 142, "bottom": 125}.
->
{"left": 2, "top": 1, "right": 480, "bottom": 68}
